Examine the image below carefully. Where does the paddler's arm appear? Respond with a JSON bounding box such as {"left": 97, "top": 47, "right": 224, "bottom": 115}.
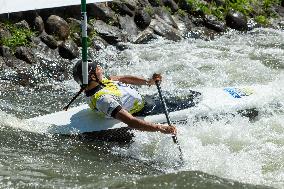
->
{"left": 114, "top": 108, "right": 176, "bottom": 135}
{"left": 110, "top": 74, "right": 162, "bottom": 86}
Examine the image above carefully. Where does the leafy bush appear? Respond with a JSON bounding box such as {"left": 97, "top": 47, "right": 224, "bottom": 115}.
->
{"left": 184, "top": 0, "right": 281, "bottom": 23}
{"left": 0, "top": 23, "right": 35, "bottom": 50}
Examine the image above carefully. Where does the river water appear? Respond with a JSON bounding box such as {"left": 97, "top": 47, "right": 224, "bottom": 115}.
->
{"left": 0, "top": 28, "right": 283, "bottom": 188}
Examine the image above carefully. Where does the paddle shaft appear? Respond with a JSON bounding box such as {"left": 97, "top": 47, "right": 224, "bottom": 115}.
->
{"left": 155, "top": 81, "right": 184, "bottom": 162}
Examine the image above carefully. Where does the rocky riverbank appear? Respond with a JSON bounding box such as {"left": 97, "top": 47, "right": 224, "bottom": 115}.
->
{"left": 0, "top": 0, "right": 284, "bottom": 86}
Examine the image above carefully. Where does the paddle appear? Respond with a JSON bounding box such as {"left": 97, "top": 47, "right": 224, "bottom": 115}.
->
{"left": 155, "top": 79, "right": 184, "bottom": 163}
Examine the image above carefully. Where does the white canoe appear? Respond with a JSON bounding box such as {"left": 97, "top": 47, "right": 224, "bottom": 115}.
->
{"left": 26, "top": 84, "right": 283, "bottom": 137}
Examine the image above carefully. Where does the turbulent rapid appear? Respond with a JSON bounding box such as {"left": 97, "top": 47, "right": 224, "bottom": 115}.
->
{"left": 0, "top": 28, "right": 283, "bottom": 188}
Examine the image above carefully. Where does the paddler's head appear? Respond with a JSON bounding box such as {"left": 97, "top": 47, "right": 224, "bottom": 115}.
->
{"left": 73, "top": 59, "right": 104, "bottom": 87}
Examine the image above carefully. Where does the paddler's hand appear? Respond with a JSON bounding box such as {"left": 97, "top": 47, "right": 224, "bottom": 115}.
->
{"left": 147, "top": 73, "right": 162, "bottom": 86}
{"left": 158, "top": 125, "right": 177, "bottom": 135}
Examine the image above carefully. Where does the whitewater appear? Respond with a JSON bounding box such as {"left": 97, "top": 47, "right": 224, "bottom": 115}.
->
{"left": 0, "top": 28, "right": 283, "bottom": 188}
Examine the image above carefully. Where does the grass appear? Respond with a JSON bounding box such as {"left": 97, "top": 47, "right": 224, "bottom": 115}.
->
{"left": 183, "top": 0, "right": 282, "bottom": 24}
{"left": 0, "top": 22, "right": 35, "bottom": 51}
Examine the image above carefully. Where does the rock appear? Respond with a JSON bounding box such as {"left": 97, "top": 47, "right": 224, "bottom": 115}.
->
{"left": 67, "top": 18, "right": 93, "bottom": 34}
{"left": 134, "top": 9, "right": 152, "bottom": 30}
{"left": 72, "top": 33, "right": 82, "bottom": 47}
{"left": 0, "top": 56, "right": 4, "bottom": 70}
{"left": 187, "top": 27, "right": 218, "bottom": 41}
{"left": 4, "top": 56, "right": 28, "bottom": 69}
{"left": 203, "top": 15, "right": 226, "bottom": 32}
{"left": 123, "top": 1, "right": 137, "bottom": 11}
{"left": 162, "top": 0, "right": 179, "bottom": 13}
{"left": 154, "top": 7, "right": 178, "bottom": 29}
{"left": 225, "top": 10, "right": 248, "bottom": 31}
{"left": 0, "top": 26, "right": 11, "bottom": 41}
{"left": 192, "top": 17, "right": 205, "bottom": 27}
{"left": 40, "top": 33, "right": 58, "bottom": 49}
{"left": 14, "top": 46, "right": 36, "bottom": 64}
{"left": 93, "top": 20, "right": 125, "bottom": 44}
{"left": 213, "top": 0, "right": 225, "bottom": 7}
{"left": 148, "top": 0, "right": 164, "bottom": 7}
{"left": 15, "top": 20, "right": 30, "bottom": 30}
{"left": 58, "top": 40, "right": 79, "bottom": 60}
{"left": 0, "top": 46, "right": 12, "bottom": 57}
{"left": 109, "top": 1, "right": 134, "bottom": 16}
{"left": 89, "top": 3, "right": 119, "bottom": 26}
{"left": 115, "top": 42, "right": 130, "bottom": 51}
{"left": 275, "top": 5, "right": 284, "bottom": 17}
{"left": 1, "top": 56, "right": 34, "bottom": 86}
{"left": 282, "top": 0, "right": 284, "bottom": 7}
{"left": 34, "top": 16, "right": 45, "bottom": 34}
{"left": 46, "top": 15, "right": 70, "bottom": 40}
{"left": 172, "top": 14, "right": 194, "bottom": 37}
{"left": 247, "top": 18, "right": 261, "bottom": 31}
{"left": 279, "top": 20, "right": 284, "bottom": 30}
{"left": 118, "top": 15, "right": 139, "bottom": 41}
{"left": 67, "top": 18, "right": 94, "bottom": 47}
{"left": 177, "top": 0, "right": 193, "bottom": 13}
{"left": 149, "top": 15, "right": 182, "bottom": 41}
{"left": 30, "top": 36, "right": 41, "bottom": 45}
{"left": 92, "top": 36, "right": 109, "bottom": 51}
{"left": 16, "top": 66, "right": 34, "bottom": 86}
{"left": 134, "top": 28, "right": 157, "bottom": 44}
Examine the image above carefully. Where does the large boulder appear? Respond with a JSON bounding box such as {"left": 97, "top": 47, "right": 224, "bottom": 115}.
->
{"left": 14, "top": 46, "right": 36, "bottom": 64}
{"left": 148, "top": 0, "right": 164, "bottom": 7}
{"left": 40, "top": 33, "right": 58, "bottom": 49}
{"left": 134, "top": 28, "right": 157, "bottom": 44}
{"left": 172, "top": 14, "right": 194, "bottom": 37}
{"left": 134, "top": 9, "right": 152, "bottom": 30}
{"left": 204, "top": 15, "right": 226, "bottom": 32}
{"left": 0, "top": 25, "right": 11, "bottom": 41}
{"left": 89, "top": 3, "right": 119, "bottom": 26}
{"left": 275, "top": 5, "right": 284, "bottom": 17}
{"left": 46, "top": 15, "right": 70, "bottom": 40}
{"left": 177, "top": 0, "right": 193, "bottom": 13}
{"left": 119, "top": 15, "right": 139, "bottom": 41}
{"left": 15, "top": 20, "right": 30, "bottom": 30}
{"left": 149, "top": 15, "right": 182, "bottom": 41}
{"left": 34, "top": 16, "right": 45, "bottom": 34}
{"left": 187, "top": 27, "right": 219, "bottom": 41}
{"left": 225, "top": 10, "right": 248, "bottom": 31}
{"left": 93, "top": 20, "right": 126, "bottom": 44}
{"left": 58, "top": 40, "right": 79, "bottom": 60}
{"left": 162, "top": 0, "right": 179, "bottom": 13}
{"left": 154, "top": 7, "right": 178, "bottom": 29}
{"left": 92, "top": 36, "right": 109, "bottom": 51}
{"left": 0, "top": 56, "right": 4, "bottom": 70}
{"left": 109, "top": 1, "right": 135, "bottom": 16}
{"left": 67, "top": 18, "right": 93, "bottom": 35}
{"left": 0, "top": 46, "right": 12, "bottom": 58}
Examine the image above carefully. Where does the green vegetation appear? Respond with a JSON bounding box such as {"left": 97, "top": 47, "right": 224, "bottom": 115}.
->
{"left": 163, "top": 6, "right": 173, "bottom": 14}
{"left": 184, "top": 0, "right": 282, "bottom": 24}
{"left": 145, "top": 5, "right": 155, "bottom": 16}
{"left": 0, "top": 23, "right": 35, "bottom": 50}
{"left": 177, "top": 9, "right": 187, "bottom": 17}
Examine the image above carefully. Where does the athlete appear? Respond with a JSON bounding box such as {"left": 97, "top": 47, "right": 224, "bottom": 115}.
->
{"left": 72, "top": 60, "right": 177, "bottom": 135}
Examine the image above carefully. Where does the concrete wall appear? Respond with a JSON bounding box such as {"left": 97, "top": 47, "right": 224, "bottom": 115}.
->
{"left": 0, "top": 0, "right": 111, "bottom": 14}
